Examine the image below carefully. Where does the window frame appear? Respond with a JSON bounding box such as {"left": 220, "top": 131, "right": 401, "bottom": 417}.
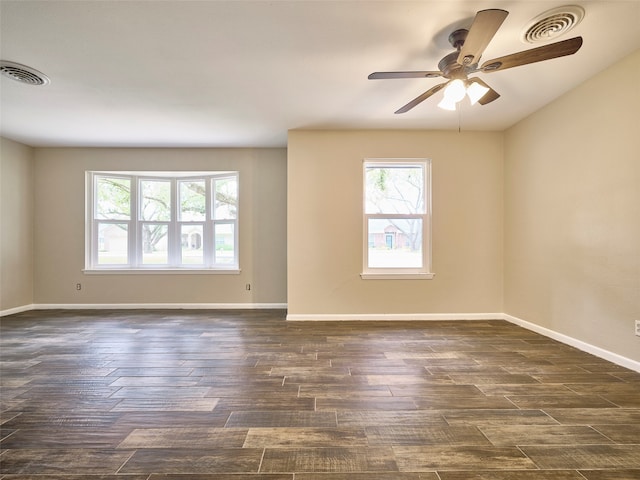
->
{"left": 361, "top": 159, "right": 434, "bottom": 280}
{"left": 85, "top": 171, "right": 239, "bottom": 274}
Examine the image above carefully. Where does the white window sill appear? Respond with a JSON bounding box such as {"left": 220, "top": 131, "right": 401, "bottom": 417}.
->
{"left": 360, "top": 272, "right": 435, "bottom": 280}
{"left": 83, "top": 268, "right": 241, "bottom": 275}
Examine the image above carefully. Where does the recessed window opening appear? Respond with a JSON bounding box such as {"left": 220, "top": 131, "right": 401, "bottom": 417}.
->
{"left": 362, "top": 160, "right": 433, "bottom": 280}
{"left": 86, "top": 171, "right": 239, "bottom": 272}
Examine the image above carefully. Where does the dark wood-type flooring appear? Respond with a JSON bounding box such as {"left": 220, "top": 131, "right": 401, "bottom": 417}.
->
{"left": 1, "top": 309, "right": 639, "bottom": 479}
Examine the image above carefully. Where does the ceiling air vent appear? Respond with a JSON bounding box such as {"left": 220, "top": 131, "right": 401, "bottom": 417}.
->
{"left": 0, "top": 60, "right": 50, "bottom": 86}
{"left": 522, "top": 5, "right": 584, "bottom": 44}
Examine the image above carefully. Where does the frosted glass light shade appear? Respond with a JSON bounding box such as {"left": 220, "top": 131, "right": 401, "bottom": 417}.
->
{"left": 443, "top": 79, "right": 466, "bottom": 102}
{"left": 437, "top": 97, "right": 458, "bottom": 111}
{"left": 467, "top": 81, "right": 490, "bottom": 105}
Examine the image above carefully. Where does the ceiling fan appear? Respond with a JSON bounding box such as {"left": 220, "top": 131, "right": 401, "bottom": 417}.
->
{"left": 369, "top": 9, "right": 583, "bottom": 113}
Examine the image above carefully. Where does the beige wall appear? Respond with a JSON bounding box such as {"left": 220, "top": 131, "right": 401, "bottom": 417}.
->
{"left": 504, "top": 50, "right": 640, "bottom": 361}
{"left": 287, "top": 130, "right": 503, "bottom": 316}
{"left": 33, "top": 147, "right": 287, "bottom": 306}
{"left": 0, "top": 137, "right": 35, "bottom": 312}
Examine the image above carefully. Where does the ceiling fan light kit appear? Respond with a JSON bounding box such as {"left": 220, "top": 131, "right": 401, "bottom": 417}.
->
{"left": 369, "top": 8, "right": 583, "bottom": 114}
{"left": 466, "top": 81, "right": 490, "bottom": 105}
{"left": 436, "top": 79, "right": 490, "bottom": 111}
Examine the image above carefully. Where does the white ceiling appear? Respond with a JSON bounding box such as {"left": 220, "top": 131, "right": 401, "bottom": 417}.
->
{"left": 1, "top": 0, "right": 639, "bottom": 148}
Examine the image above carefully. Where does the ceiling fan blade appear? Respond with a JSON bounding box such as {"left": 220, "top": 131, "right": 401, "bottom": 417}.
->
{"left": 368, "top": 71, "right": 442, "bottom": 80}
{"left": 457, "top": 9, "right": 509, "bottom": 66}
{"left": 394, "top": 82, "right": 448, "bottom": 114}
{"left": 481, "top": 36, "right": 583, "bottom": 73}
{"left": 468, "top": 78, "right": 500, "bottom": 105}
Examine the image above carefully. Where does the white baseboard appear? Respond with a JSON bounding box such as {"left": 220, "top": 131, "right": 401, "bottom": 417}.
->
{"left": 285, "top": 312, "right": 503, "bottom": 321}
{"left": 1, "top": 303, "right": 286, "bottom": 315}
{"left": 502, "top": 314, "right": 640, "bottom": 373}
{"left": 0, "top": 304, "right": 35, "bottom": 317}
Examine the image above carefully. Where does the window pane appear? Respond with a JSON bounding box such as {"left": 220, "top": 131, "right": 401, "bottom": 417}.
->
{"left": 141, "top": 180, "right": 171, "bottom": 221}
{"left": 96, "top": 177, "right": 130, "bottom": 220}
{"left": 365, "top": 165, "right": 424, "bottom": 214}
{"left": 214, "top": 223, "right": 235, "bottom": 264}
{"left": 214, "top": 177, "right": 237, "bottom": 220}
{"left": 367, "top": 218, "right": 423, "bottom": 268}
{"left": 142, "top": 224, "right": 168, "bottom": 264}
{"left": 181, "top": 224, "right": 204, "bottom": 265}
{"left": 98, "top": 223, "right": 128, "bottom": 264}
{"left": 179, "top": 180, "right": 206, "bottom": 221}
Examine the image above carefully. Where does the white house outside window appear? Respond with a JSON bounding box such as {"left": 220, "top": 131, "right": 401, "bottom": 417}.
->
{"left": 86, "top": 171, "right": 239, "bottom": 272}
{"left": 362, "top": 159, "right": 433, "bottom": 279}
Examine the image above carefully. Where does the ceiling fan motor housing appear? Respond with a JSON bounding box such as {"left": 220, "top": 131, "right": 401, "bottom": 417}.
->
{"left": 440, "top": 29, "right": 478, "bottom": 78}
{"left": 448, "top": 29, "right": 468, "bottom": 49}
{"left": 438, "top": 52, "right": 466, "bottom": 78}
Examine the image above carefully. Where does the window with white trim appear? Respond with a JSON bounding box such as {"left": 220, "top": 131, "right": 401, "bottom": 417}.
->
{"left": 86, "top": 171, "right": 239, "bottom": 272}
{"left": 362, "top": 159, "right": 433, "bottom": 279}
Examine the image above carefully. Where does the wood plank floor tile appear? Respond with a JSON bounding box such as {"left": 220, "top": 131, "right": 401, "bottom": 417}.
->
{"left": 521, "top": 445, "right": 640, "bottom": 469}
{"left": 0, "top": 448, "right": 134, "bottom": 474}
{"left": 225, "top": 411, "right": 337, "bottom": 428}
{"left": 1, "top": 412, "right": 122, "bottom": 429}
{"left": 316, "top": 397, "right": 418, "bottom": 411}
{"left": 337, "top": 410, "right": 447, "bottom": 427}
{"left": 479, "top": 424, "right": 614, "bottom": 446}
{"left": 414, "top": 394, "right": 518, "bottom": 410}
{"left": 447, "top": 373, "right": 540, "bottom": 385}
{"left": 590, "top": 425, "right": 640, "bottom": 444}
{"left": 298, "top": 385, "right": 392, "bottom": 398}
{"left": 109, "top": 386, "right": 211, "bottom": 398}
{"left": 148, "top": 475, "right": 294, "bottom": 480}
{"left": 214, "top": 395, "right": 315, "bottom": 411}
{"left": 579, "top": 470, "right": 640, "bottom": 480}
{"left": 348, "top": 366, "right": 430, "bottom": 375}
{"left": 442, "top": 409, "right": 559, "bottom": 426}
{"left": 565, "top": 383, "right": 640, "bottom": 396}
{"left": 393, "top": 445, "right": 537, "bottom": 471}
{"left": 544, "top": 409, "right": 640, "bottom": 425}
{"left": 507, "top": 394, "right": 618, "bottom": 409}
{"left": 0, "top": 475, "right": 149, "bottom": 480}
{"left": 243, "top": 427, "right": 368, "bottom": 448}
{"left": 365, "top": 374, "right": 452, "bottom": 386}
{"left": 602, "top": 394, "right": 640, "bottom": 408}
{"left": 270, "top": 367, "right": 351, "bottom": 376}
{"left": 294, "top": 474, "right": 438, "bottom": 480}
{"left": 107, "top": 367, "right": 195, "bottom": 376}
{"left": 117, "top": 427, "right": 248, "bottom": 448}
{"left": 203, "top": 385, "right": 299, "bottom": 397}
{"left": 109, "top": 376, "right": 201, "bottom": 387}
{"left": 110, "top": 397, "right": 219, "bottom": 412}
{"left": 113, "top": 411, "right": 229, "bottom": 429}
{"left": 259, "top": 447, "right": 398, "bottom": 473}
{"left": 532, "top": 373, "right": 625, "bottom": 384}
{"left": 387, "top": 384, "right": 483, "bottom": 396}
{"left": 119, "top": 448, "right": 264, "bottom": 474}
{"left": 365, "top": 425, "right": 490, "bottom": 446}
{"left": 0, "top": 427, "right": 132, "bottom": 449}
{"left": 438, "top": 471, "right": 585, "bottom": 480}
{"left": 476, "top": 384, "right": 574, "bottom": 396}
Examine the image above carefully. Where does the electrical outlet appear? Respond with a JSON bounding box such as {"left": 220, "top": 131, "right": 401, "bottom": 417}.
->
{"left": 636, "top": 320, "right": 640, "bottom": 337}
{"left": 76, "top": 283, "right": 82, "bottom": 291}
